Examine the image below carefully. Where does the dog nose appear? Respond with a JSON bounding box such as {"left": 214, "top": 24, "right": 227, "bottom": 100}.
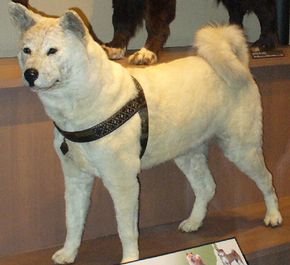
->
{"left": 24, "top": 68, "right": 39, "bottom": 86}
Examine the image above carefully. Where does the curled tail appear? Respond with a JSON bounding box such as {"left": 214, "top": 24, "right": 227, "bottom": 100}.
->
{"left": 194, "top": 24, "right": 252, "bottom": 88}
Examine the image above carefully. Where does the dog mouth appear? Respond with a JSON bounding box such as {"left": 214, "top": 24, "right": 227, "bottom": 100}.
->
{"left": 29, "top": 80, "right": 60, "bottom": 92}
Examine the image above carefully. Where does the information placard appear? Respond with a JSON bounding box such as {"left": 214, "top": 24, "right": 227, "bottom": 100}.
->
{"left": 122, "top": 238, "right": 248, "bottom": 265}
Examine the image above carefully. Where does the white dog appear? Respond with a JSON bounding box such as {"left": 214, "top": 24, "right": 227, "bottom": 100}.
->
{"left": 9, "top": 2, "right": 282, "bottom": 264}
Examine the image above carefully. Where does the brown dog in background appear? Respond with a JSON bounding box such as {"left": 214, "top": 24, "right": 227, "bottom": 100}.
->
{"left": 103, "top": 0, "right": 176, "bottom": 65}
{"left": 105, "top": 0, "right": 279, "bottom": 64}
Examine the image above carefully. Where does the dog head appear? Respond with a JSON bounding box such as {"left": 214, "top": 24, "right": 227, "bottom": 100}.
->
{"left": 186, "top": 253, "right": 204, "bottom": 265}
{"left": 216, "top": 249, "right": 226, "bottom": 257}
{"left": 8, "top": 2, "right": 92, "bottom": 92}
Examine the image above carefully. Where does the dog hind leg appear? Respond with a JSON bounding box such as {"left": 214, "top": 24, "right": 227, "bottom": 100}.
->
{"left": 175, "top": 145, "right": 216, "bottom": 232}
{"left": 218, "top": 0, "right": 246, "bottom": 26}
{"left": 219, "top": 140, "right": 282, "bottom": 227}
{"left": 52, "top": 161, "right": 95, "bottom": 264}
{"left": 251, "top": 0, "right": 278, "bottom": 50}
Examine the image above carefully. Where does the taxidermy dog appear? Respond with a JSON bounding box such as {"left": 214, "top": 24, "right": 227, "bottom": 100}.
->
{"left": 9, "top": 2, "right": 282, "bottom": 264}
{"left": 217, "top": 0, "right": 279, "bottom": 51}
{"left": 103, "top": 0, "right": 176, "bottom": 65}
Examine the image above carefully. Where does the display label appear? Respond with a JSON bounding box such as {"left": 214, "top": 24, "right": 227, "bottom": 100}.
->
{"left": 251, "top": 50, "right": 284, "bottom": 59}
{"left": 122, "top": 238, "right": 248, "bottom": 265}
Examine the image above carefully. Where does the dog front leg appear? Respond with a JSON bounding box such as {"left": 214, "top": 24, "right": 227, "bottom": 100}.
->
{"left": 103, "top": 0, "right": 143, "bottom": 60}
{"left": 52, "top": 160, "right": 95, "bottom": 264}
{"left": 128, "top": 0, "right": 176, "bottom": 65}
{"left": 104, "top": 178, "right": 140, "bottom": 263}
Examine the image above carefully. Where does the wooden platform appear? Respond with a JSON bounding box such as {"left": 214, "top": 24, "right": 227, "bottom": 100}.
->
{"left": 0, "top": 196, "right": 289, "bottom": 265}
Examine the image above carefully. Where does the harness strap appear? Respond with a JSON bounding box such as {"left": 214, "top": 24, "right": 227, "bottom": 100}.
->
{"left": 54, "top": 76, "right": 149, "bottom": 158}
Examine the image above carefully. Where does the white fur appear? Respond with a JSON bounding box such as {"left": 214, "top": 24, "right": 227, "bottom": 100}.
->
{"left": 102, "top": 45, "right": 126, "bottom": 60}
{"left": 128, "top": 47, "right": 158, "bottom": 65}
{"left": 9, "top": 2, "right": 282, "bottom": 264}
{"left": 195, "top": 24, "right": 252, "bottom": 89}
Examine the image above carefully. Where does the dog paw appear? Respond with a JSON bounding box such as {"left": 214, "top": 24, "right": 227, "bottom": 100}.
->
{"left": 102, "top": 45, "right": 126, "bottom": 60}
{"left": 178, "top": 218, "right": 202, "bottom": 232}
{"left": 264, "top": 211, "right": 283, "bottom": 227}
{"left": 128, "top": 48, "right": 157, "bottom": 65}
{"left": 121, "top": 256, "right": 139, "bottom": 264}
{"left": 250, "top": 35, "right": 277, "bottom": 52}
{"left": 52, "top": 248, "right": 77, "bottom": 264}
{"left": 121, "top": 248, "right": 139, "bottom": 264}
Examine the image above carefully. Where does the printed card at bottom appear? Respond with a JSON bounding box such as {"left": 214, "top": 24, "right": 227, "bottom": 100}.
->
{"left": 123, "top": 238, "right": 248, "bottom": 265}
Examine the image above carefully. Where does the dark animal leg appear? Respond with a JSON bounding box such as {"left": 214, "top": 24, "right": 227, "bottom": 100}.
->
{"left": 104, "top": 0, "right": 144, "bottom": 59}
{"left": 129, "top": 0, "right": 176, "bottom": 64}
{"left": 219, "top": 0, "right": 245, "bottom": 26}
{"left": 252, "top": 0, "right": 278, "bottom": 51}
{"left": 144, "top": 0, "right": 176, "bottom": 56}
{"left": 12, "top": 0, "right": 29, "bottom": 7}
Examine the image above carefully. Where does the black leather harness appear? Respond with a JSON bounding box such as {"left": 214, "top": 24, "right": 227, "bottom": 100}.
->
{"left": 54, "top": 76, "right": 149, "bottom": 158}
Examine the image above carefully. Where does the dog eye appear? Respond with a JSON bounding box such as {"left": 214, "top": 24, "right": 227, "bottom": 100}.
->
{"left": 23, "top": 47, "right": 31, "bottom": 54}
{"left": 47, "top": 48, "right": 58, "bottom": 56}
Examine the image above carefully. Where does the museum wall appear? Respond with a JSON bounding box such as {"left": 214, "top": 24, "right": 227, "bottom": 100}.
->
{"left": 0, "top": 0, "right": 260, "bottom": 57}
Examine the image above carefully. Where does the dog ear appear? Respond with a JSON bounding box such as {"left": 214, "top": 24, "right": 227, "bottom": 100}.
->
{"left": 60, "top": 10, "right": 87, "bottom": 41}
{"left": 8, "top": 2, "right": 39, "bottom": 31}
